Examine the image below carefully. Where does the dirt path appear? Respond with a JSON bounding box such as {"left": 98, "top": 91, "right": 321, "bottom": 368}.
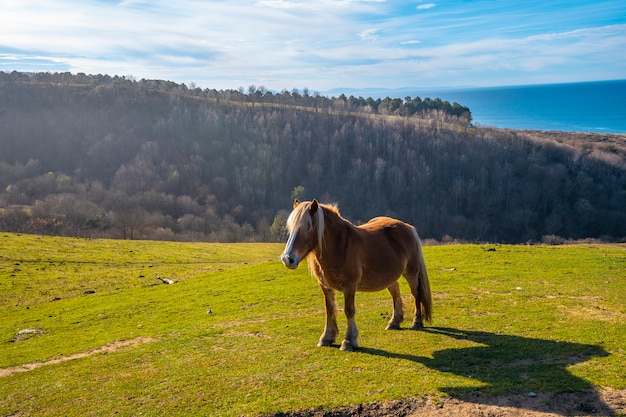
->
{"left": 271, "top": 389, "right": 626, "bottom": 416}
{"left": 0, "top": 337, "right": 154, "bottom": 378}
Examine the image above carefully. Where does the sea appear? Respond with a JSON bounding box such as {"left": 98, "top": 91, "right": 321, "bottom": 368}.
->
{"left": 343, "top": 79, "right": 626, "bottom": 134}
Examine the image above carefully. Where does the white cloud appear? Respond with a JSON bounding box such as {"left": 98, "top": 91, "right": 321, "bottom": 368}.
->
{"left": 358, "top": 28, "right": 380, "bottom": 41}
{"left": 416, "top": 3, "right": 436, "bottom": 10}
{"left": 256, "top": 0, "right": 384, "bottom": 13}
{"left": 526, "top": 24, "right": 625, "bottom": 41}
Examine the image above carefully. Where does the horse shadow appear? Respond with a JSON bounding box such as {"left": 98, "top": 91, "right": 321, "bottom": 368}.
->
{"left": 360, "top": 327, "right": 613, "bottom": 416}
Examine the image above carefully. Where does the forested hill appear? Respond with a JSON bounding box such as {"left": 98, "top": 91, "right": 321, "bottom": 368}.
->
{"left": 0, "top": 71, "right": 625, "bottom": 243}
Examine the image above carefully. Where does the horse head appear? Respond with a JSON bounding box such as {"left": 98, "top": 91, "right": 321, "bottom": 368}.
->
{"left": 281, "top": 199, "right": 324, "bottom": 269}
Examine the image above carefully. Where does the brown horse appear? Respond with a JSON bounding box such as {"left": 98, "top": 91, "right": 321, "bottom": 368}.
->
{"left": 280, "top": 200, "right": 432, "bottom": 351}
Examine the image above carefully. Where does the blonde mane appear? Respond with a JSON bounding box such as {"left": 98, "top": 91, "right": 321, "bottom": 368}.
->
{"left": 286, "top": 201, "right": 339, "bottom": 254}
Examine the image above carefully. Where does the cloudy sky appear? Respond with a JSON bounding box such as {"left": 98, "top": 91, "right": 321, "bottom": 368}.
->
{"left": 1, "top": 0, "right": 625, "bottom": 92}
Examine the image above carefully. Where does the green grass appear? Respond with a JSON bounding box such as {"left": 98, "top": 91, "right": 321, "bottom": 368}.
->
{"left": 0, "top": 234, "right": 624, "bottom": 416}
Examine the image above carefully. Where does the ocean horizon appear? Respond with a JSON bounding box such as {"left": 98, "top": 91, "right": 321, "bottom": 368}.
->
{"left": 332, "top": 79, "right": 626, "bottom": 134}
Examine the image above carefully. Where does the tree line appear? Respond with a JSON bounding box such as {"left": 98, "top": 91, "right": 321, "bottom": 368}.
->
{"left": 0, "top": 71, "right": 624, "bottom": 243}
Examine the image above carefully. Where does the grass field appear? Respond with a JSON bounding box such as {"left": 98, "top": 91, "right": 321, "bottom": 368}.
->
{"left": 0, "top": 233, "right": 624, "bottom": 416}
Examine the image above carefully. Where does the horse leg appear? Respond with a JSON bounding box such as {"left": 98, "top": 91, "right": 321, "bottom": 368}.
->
{"left": 405, "top": 273, "right": 424, "bottom": 330}
{"left": 318, "top": 286, "right": 339, "bottom": 347}
{"left": 385, "top": 281, "right": 404, "bottom": 330}
{"left": 340, "top": 289, "right": 359, "bottom": 351}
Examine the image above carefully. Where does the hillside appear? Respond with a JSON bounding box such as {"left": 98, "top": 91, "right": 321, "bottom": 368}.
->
{"left": 0, "top": 71, "right": 625, "bottom": 242}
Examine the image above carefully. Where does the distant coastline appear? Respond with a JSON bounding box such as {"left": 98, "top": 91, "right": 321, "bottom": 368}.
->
{"left": 328, "top": 79, "right": 626, "bottom": 134}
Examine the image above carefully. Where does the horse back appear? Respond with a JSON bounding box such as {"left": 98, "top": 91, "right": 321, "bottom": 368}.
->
{"left": 359, "top": 217, "right": 417, "bottom": 248}
{"left": 354, "top": 217, "right": 420, "bottom": 289}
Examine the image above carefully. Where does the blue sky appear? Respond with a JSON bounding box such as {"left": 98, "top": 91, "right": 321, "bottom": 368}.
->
{"left": 1, "top": 0, "right": 625, "bottom": 91}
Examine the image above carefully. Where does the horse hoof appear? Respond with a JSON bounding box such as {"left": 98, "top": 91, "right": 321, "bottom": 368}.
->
{"left": 410, "top": 321, "right": 424, "bottom": 330}
{"left": 340, "top": 340, "right": 358, "bottom": 351}
{"left": 385, "top": 323, "right": 401, "bottom": 330}
{"left": 317, "top": 340, "right": 334, "bottom": 347}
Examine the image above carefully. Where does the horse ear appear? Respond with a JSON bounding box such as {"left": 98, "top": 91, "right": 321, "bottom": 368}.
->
{"left": 293, "top": 199, "right": 300, "bottom": 209}
{"left": 309, "top": 199, "right": 319, "bottom": 214}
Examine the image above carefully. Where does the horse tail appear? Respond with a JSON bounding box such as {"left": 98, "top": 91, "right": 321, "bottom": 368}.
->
{"left": 415, "top": 232, "right": 432, "bottom": 323}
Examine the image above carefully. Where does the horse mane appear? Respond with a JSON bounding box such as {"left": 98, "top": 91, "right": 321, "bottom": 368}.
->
{"left": 322, "top": 203, "right": 340, "bottom": 215}
{"left": 287, "top": 201, "right": 340, "bottom": 255}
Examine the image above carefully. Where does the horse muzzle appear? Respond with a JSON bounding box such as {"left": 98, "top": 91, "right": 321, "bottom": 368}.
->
{"left": 281, "top": 252, "right": 300, "bottom": 269}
